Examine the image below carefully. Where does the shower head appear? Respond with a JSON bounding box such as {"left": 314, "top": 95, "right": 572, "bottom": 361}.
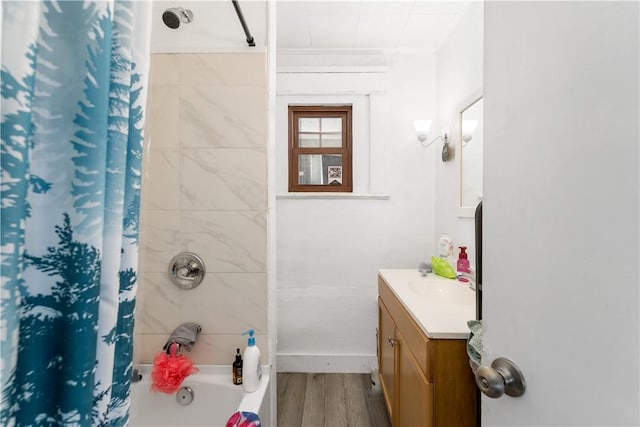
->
{"left": 162, "top": 7, "right": 193, "bottom": 29}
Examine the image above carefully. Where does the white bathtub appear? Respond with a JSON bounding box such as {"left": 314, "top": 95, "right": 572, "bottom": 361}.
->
{"left": 129, "top": 365, "right": 270, "bottom": 427}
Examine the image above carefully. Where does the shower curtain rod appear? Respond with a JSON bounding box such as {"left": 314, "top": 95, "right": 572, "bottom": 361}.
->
{"left": 231, "top": 0, "right": 255, "bottom": 47}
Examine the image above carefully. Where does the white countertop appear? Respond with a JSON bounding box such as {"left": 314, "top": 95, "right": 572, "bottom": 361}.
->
{"left": 378, "top": 269, "right": 476, "bottom": 339}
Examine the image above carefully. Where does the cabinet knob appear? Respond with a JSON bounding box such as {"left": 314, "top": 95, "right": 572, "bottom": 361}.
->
{"left": 387, "top": 336, "right": 397, "bottom": 347}
{"left": 475, "top": 357, "right": 525, "bottom": 398}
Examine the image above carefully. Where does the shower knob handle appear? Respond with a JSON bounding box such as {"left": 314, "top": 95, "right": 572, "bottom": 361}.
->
{"left": 177, "top": 262, "right": 200, "bottom": 278}
{"left": 169, "top": 252, "right": 205, "bottom": 290}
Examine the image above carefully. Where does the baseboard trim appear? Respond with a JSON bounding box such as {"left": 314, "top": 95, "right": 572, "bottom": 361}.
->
{"left": 276, "top": 354, "right": 377, "bottom": 373}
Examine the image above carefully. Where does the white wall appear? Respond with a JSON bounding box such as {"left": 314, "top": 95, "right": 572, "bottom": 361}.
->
{"left": 276, "top": 50, "right": 437, "bottom": 372}
{"left": 483, "top": 2, "right": 638, "bottom": 425}
{"left": 434, "top": 2, "right": 483, "bottom": 265}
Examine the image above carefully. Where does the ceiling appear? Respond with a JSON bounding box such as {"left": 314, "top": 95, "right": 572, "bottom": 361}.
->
{"left": 151, "top": 1, "right": 471, "bottom": 53}
{"left": 277, "top": 1, "right": 472, "bottom": 51}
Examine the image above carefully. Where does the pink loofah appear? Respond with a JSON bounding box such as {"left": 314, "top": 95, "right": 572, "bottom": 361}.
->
{"left": 151, "top": 343, "right": 198, "bottom": 393}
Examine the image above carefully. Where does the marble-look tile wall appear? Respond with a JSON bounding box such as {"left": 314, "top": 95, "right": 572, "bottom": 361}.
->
{"left": 135, "top": 53, "right": 268, "bottom": 365}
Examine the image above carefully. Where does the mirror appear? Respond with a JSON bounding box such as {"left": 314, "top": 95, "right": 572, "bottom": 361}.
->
{"left": 458, "top": 96, "right": 483, "bottom": 217}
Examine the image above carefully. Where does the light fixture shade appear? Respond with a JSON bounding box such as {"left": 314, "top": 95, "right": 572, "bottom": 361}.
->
{"left": 462, "top": 120, "right": 479, "bottom": 143}
{"left": 413, "top": 120, "right": 432, "bottom": 142}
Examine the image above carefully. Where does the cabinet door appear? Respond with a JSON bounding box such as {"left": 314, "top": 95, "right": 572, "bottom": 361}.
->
{"left": 378, "top": 300, "right": 396, "bottom": 421}
{"left": 397, "top": 331, "right": 433, "bottom": 427}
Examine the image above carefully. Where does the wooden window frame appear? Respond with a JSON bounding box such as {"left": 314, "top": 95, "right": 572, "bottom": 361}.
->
{"left": 288, "top": 105, "right": 353, "bottom": 193}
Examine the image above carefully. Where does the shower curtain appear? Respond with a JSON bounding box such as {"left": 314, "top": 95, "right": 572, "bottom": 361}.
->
{"left": 1, "top": 1, "right": 151, "bottom": 425}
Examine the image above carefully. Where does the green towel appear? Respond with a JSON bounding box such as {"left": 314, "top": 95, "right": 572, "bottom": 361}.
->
{"left": 467, "top": 320, "right": 483, "bottom": 366}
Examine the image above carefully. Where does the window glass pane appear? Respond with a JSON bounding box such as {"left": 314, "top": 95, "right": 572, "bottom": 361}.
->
{"left": 299, "top": 117, "right": 319, "bottom": 132}
{"left": 321, "top": 132, "right": 342, "bottom": 148}
{"left": 299, "top": 133, "right": 320, "bottom": 147}
{"left": 321, "top": 117, "right": 342, "bottom": 132}
{"left": 298, "top": 154, "right": 343, "bottom": 185}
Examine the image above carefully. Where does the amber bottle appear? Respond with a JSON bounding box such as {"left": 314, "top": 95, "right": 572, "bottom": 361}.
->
{"left": 232, "top": 348, "right": 243, "bottom": 385}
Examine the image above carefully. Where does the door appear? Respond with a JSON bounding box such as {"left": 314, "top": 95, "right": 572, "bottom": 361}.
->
{"left": 482, "top": 2, "right": 639, "bottom": 425}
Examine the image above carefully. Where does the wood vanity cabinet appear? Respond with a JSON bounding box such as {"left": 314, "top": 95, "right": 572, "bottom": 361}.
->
{"left": 378, "top": 276, "right": 477, "bottom": 427}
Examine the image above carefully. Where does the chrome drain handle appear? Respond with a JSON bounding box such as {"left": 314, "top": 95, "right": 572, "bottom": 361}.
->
{"left": 176, "top": 386, "right": 194, "bottom": 406}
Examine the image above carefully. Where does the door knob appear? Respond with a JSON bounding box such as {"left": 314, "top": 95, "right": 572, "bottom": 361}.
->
{"left": 475, "top": 357, "right": 525, "bottom": 398}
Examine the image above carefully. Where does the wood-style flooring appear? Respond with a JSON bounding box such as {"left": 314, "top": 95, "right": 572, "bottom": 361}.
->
{"left": 277, "top": 373, "right": 391, "bottom": 427}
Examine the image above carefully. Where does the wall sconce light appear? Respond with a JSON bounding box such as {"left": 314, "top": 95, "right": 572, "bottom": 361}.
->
{"left": 413, "top": 120, "right": 432, "bottom": 143}
{"left": 461, "top": 120, "right": 479, "bottom": 146}
{"left": 414, "top": 120, "right": 450, "bottom": 162}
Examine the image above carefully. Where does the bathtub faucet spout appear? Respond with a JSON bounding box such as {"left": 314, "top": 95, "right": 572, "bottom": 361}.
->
{"left": 166, "top": 342, "right": 182, "bottom": 355}
{"left": 162, "top": 322, "right": 202, "bottom": 354}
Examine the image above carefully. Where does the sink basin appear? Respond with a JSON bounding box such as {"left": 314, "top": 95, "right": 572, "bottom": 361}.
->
{"left": 408, "top": 280, "right": 472, "bottom": 303}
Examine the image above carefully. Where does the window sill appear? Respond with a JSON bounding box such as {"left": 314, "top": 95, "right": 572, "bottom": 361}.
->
{"left": 276, "top": 193, "right": 390, "bottom": 200}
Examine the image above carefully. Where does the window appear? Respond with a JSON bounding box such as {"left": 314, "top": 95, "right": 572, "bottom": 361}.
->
{"left": 288, "top": 105, "right": 352, "bottom": 192}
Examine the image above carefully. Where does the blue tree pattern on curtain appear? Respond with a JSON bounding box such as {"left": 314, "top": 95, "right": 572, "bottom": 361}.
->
{"left": 1, "top": 1, "right": 150, "bottom": 425}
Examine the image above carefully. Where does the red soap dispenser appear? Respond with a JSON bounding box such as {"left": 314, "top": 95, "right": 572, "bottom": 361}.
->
{"left": 457, "top": 246, "right": 470, "bottom": 276}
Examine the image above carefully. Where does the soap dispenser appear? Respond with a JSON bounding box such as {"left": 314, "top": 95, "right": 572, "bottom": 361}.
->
{"left": 457, "top": 246, "right": 470, "bottom": 281}
{"left": 241, "top": 329, "right": 262, "bottom": 393}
